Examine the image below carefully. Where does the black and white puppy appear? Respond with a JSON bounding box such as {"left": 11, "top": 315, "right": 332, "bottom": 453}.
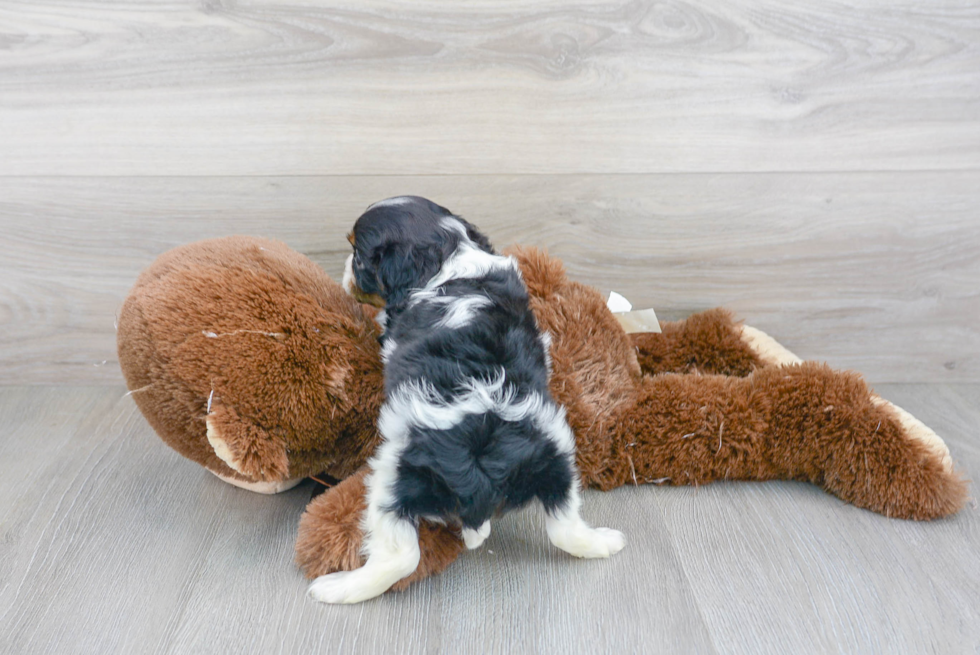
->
{"left": 309, "top": 196, "right": 625, "bottom": 604}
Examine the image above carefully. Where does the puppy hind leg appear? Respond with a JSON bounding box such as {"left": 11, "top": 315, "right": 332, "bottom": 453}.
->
{"left": 308, "top": 510, "right": 421, "bottom": 604}
{"left": 543, "top": 480, "right": 625, "bottom": 559}
{"left": 461, "top": 520, "right": 492, "bottom": 550}
{"left": 308, "top": 443, "right": 421, "bottom": 604}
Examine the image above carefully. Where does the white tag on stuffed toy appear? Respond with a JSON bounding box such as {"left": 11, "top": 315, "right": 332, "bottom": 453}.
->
{"left": 607, "top": 291, "right": 662, "bottom": 334}
{"left": 607, "top": 291, "right": 632, "bottom": 313}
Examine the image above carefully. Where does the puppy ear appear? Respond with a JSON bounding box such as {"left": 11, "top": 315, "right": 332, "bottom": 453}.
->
{"left": 373, "top": 243, "right": 445, "bottom": 308}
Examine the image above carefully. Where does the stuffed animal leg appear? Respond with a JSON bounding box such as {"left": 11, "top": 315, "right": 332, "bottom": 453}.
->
{"left": 296, "top": 247, "right": 968, "bottom": 588}
{"left": 592, "top": 360, "right": 966, "bottom": 519}
{"left": 607, "top": 308, "right": 962, "bottom": 517}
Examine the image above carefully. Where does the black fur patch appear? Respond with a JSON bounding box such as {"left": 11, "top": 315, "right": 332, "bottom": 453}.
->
{"left": 349, "top": 197, "right": 575, "bottom": 529}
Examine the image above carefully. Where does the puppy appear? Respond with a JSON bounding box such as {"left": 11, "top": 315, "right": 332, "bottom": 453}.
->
{"left": 309, "top": 196, "right": 625, "bottom": 604}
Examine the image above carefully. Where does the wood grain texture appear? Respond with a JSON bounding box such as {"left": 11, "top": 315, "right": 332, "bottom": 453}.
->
{"left": 0, "top": 385, "right": 976, "bottom": 654}
{"left": 0, "top": 1, "right": 978, "bottom": 175}
{"left": 1, "top": 173, "right": 977, "bottom": 385}
{"left": 0, "top": 387, "right": 715, "bottom": 655}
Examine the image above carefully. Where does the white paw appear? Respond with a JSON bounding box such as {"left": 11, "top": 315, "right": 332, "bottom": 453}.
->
{"left": 462, "top": 521, "right": 491, "bottom": 550}
{"left": 308, "top": 569, "right": 395, "bottom": 605}
{"left": 594, "top": 527, "right": 626, "bottom": 557}
{"left": 308, "top": 571, "right": 365, "bottom": 605}
{"left": 550, "top": 524, "right": 626, "bottom": 559}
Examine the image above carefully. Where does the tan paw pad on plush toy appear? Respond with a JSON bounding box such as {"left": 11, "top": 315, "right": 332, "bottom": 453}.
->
{"left": 117, "top": 236, "right": 968, "bottom": 595}
{"left": 739, "top": 324, "right": 954, "bottom": 474}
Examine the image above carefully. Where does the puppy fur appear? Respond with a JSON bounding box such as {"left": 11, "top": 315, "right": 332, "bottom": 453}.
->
{"left": 309, "top": 196, "right": 624, "bottom": 604}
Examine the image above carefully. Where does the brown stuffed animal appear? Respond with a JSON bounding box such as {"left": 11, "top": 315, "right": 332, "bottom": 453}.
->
{"left": 117, "top": 236, "right": 968, "bottom": 592}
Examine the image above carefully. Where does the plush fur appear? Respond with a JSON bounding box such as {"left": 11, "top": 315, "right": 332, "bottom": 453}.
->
{"left": 116, "top": 236, "right": 385, "bottom": 489}
{"left": 295, "top": 469, "right": 465, "bottom": 591}
{"left": 117, "top": 235, "right": 970, "bottom": 597}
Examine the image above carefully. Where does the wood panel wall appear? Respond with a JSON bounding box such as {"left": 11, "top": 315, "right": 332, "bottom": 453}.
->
{"left": 1, "top": 1, "right": 977, "bottom": 384}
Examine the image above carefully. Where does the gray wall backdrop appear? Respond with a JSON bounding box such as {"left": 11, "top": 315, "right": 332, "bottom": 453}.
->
{"left": 1, "top": 0, "right": 977, "bottom": 385}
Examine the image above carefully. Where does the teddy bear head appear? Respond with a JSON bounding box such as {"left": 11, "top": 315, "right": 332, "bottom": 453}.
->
{"left": 117, "top": 236, "right": 384, "bottom": 492}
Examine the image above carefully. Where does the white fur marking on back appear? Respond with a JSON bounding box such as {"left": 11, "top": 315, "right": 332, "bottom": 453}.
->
{"left": 385, "top": 373, "right": 576, "bottom": 457}
{"left": 435, "top": 295, "right": 493, "bottom": 329}
{"left": 399, "top": 214, "right": 519, "bottom": 327}
{"left": 440, "top": 216, "right": 469, "bottom": 238}
{"left": 405, "top": 291, "right": 492, "bottom": 330}
{"left": 424, "top": 228, "right": 519, "bottom": 291}
{"left": 539, "top": 331, "right": 553, "bottom": 377}
{"left": 380, "top": 338, "right": 397, "bottom": 364}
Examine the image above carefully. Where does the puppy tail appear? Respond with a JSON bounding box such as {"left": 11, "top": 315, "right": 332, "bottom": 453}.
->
{"left": 448, "top": 459, "right": 501, "bottom": 530}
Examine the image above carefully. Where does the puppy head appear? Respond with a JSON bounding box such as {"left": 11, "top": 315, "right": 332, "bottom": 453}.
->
{"left": 344, "top": 196, "right": 494, "bottom": 308}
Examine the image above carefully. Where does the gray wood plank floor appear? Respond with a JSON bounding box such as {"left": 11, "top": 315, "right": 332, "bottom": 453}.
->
{"left": 0, "top": 385, "right": 977, "bottom": 654}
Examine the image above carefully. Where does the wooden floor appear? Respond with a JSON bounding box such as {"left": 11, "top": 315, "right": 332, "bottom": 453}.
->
{"left": 1, "top": 0, "right": 979, "bottom": 653}
{"left": 0, "top": 384, "right": 978, "bottom": 654}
